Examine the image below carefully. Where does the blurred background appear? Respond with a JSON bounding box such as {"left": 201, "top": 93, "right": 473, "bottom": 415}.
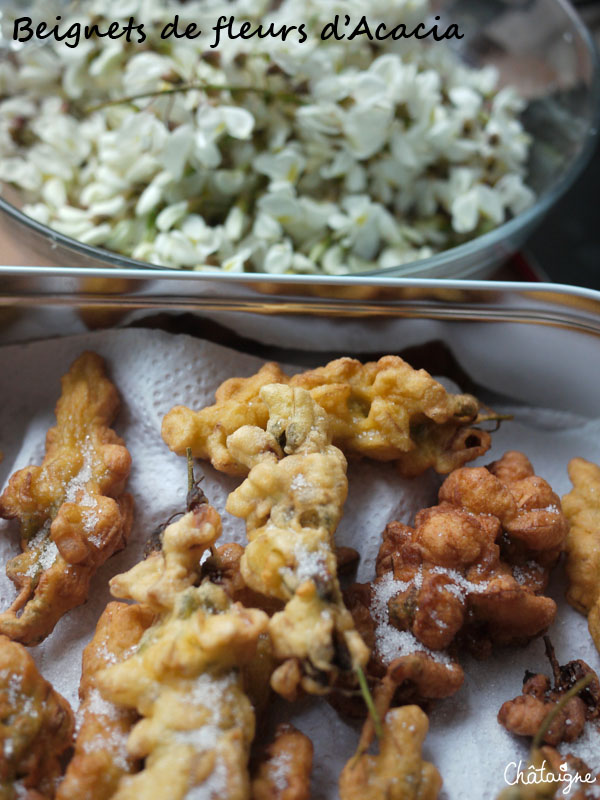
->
{"left": 531, "top": 0, "right": 600, "bottom": 288}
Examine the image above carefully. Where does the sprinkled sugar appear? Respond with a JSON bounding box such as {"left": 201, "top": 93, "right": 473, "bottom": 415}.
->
{"left": 24, "top": 521, "right": 59, "bottom": 576}
{"left": 370, "top": 571, "right": 450, "bottom": 666}
{"left": 175, "top": 673, "right": 238, "bottom": 799}
{"left": 82, "top": 731, "right": 129, "bottom": 770}
{"left": 428, "top": 566, "right": 490, "bottom": 601}
{"left": 175, "top": 673, "right": 233, "bottom": 750}
{"left": 559, "top": 722, "right": 600, "bottom": 774}
{"left": 64, "top": 435, "right": 102, "bottom": 544}
{"left": 84, "top": 688, "right": 121, "bottom": 721}
{"left": 64, "top": 441, "right": 94, "bottom": 503}
{"left": 22, "top": 436, "right": 103, "bottom": 578}
{"left": 270, "top": 749, "right": 293, "bottom": 792}
{"left": 293, "top": 542, "right": 330, "bottom": 585}
{"left": 184, "top": 755, "right": 228, "bottom": 800}
{"left": 290, "top": 473, "right": 312, "bottom": 492}
{"left": 512, "top": 561, "right": 544, "bottom": 586}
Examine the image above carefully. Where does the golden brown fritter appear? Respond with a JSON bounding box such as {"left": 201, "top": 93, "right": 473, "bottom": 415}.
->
{"left": 497, "top": 641, "right": 600, "bottom": 800}
{"left": 0, "top": 352, "right": 132, "bottom": 645}
{"left": 88, "top": 491, "right": 271, "bottom": 800}
{"left": 162, "top": 362, "right": 287, "bottom": 475}
{"left": 340, "top": 452, "right": 566, "bottom": 711}
{"left": 340, "top": 581, "right": 465, "bottom": 712}
{"left": 339, "top": 706, "right": 442, "bottom": 800}
{"left": 56, "top": 602, "right": 155, "bottom": 800}
{"left": 562, "top": 458, "right": 600, "bottom": 654}
{"left": 200, "top": 542, "right": 283, "bottom": 615}
{"left": 161, "top": 356, "right": 490, "bottom": 477}
{"left": 251, "top": 724, "right": 313, "bottom": 800}
{"left": 443, "top": 450, "right": 567, "bottom": 567}
{"left": 108, "top": 501, "right": 222, "bottom": 612}
{"left": 97, "top": 581, "right": 269, "bottom": 800}
{"left": 498, "top": 640, "right": 600, "bottom": 746}
{"left": 225, "top": 385, "right": 369, "bottom": 699}
{"left": 380, "top": 451, "right": 565, "bottom": 650}
{"left": 0, "top": 636, "right": 74, "bottom": 799}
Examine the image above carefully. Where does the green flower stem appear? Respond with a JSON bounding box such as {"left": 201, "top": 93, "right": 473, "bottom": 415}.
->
{"left": 356, "top": 664, "right": 384, "bottom": 742}
{"left": 85, "top": 82, "right": 306, "bottom": 114}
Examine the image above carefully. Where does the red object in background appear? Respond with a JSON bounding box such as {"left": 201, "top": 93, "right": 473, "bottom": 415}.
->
{"left": 498, "top": 252, "right": 549, "bottom": 282}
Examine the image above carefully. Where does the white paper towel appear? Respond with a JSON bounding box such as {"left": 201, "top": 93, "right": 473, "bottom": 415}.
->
{"left": 0, "top": 328, "right": 599, "bottom": 800}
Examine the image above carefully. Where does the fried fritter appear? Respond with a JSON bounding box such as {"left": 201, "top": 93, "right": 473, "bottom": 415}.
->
{"left": 381, "top": 451, "right": 565, "bottom": 650}
{"left": 444, "top": 450, "right": 567, "bottom": 567}
{"left": 562, "top": 458, "right": 600, "bottom": 653}
{"left": 498, "top": 640, "right": 600, "bottom": 747}
{"left": 109, "top": 501, "right": 222, "bottom": 612}
{"left": 497, "top": 641, "right": 600, "bottom": 800}
{"left": 97, "top": 581, "right": 268, "bottom": 800}
{"left": 251, "top": 724, "right": 313, "bottom": 800}
{"left": 162, "top": 362, "right": 287, "bottom": 475}
{"left": 91, "top": 491, "right": 270, "bottom": 800}
{"left": 0, "top": 635, "right": 74, "bottom": 799}
{"left": 340, "top": 452, "right": 566, "bottom": 711}
{"left": 0, "top": 352, "right": 132, "bottom": 645}
{"left": 339, "top": 706, "right": 441, "bottom": 800}
{"left": 162, "top": 356, "right": 490, "bottom": 477}
{"left": 200, "top": 542, "right": 283, "bottom": 616}
{"left": 225, "top": 385, "right": 369, "bottom": 698}
{"left": 56, "top": 602, "right": 155, "bottom": 800}
{"left": 340, "top": 581, "right": 465, "bottom": 711}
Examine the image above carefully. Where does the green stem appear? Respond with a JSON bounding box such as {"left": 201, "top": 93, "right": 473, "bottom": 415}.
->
{"left": 476, "top": 412, "right": 514, "bottom": 424}
{"left": 531, "top": 673, "right": 594, "bottom": 752}
{"left": 186, "top": 447, "right": 194, "bottom": 494}
{"left": 356, "top": 665, "right": 384, "bottom": 742}
{"left": 85, "top": 83, "right": 306, "bottom": 114}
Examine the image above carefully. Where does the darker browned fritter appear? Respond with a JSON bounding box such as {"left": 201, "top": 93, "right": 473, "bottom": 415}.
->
{"left": 0, "top": 352, "right": 133, "bottom": 645}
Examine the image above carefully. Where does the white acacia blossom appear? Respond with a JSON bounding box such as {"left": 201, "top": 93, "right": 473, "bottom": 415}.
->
{"left": 0, "top": 0, "right": 535, "bottom": 274}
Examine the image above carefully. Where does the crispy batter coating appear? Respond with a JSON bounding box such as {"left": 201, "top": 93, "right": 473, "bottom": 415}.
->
{"left": 251, "top": 724, "right": 313, "bottom": 800}
{"left": 200, "top": 543, "right": 283, "bottom": 616}
{"left": 56, "top": 602, "right": 155, "bottom": 800}
{"left": 340, "top": 452, "right": 566, "bottom": 711}
{"left": 109, "top": 503, "right": 222, "bottom": 612}
{"left": 497, "top": 642, "right": 600, "bottom": 800}
{"left": 340, "top": 582, "right": 465, "bottom": 712}
{"left": 162, "top": 356, "right": 490, "bottom": 477}
{"left": 381, "top": 451, "right": 564, "bottom": 649}
{"left": 339, "top": 706, "right": 441, "bottom": 800}
{"left": 98, "top": 582, "right": 268, "bottom": 800}
{"left": 92, "top": 497, "right": 270, "bottom": 800}
{"left": 444, "top": 450, "right": 567, "bottom": 565}
{"left": 562, "top": 459, "right": 600, "bottom": 656}
{"left": 225, "top": 385, "right": 369, "bottom": 698}
{"left": 498, "top": 640, "right": 600, "bottom": 747}
{"left": 0, "top": 352, "right": 132, "bottom": 645}
{"left": 162, "top": 362, "right": 287, "bottom": 475}
{"left": 0, "top": 635, "right": 74, "bottom": 799}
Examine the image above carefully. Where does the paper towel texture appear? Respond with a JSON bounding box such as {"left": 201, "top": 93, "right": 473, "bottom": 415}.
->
{"left": 0, "top": 328, "right": 599, "bottom": 799}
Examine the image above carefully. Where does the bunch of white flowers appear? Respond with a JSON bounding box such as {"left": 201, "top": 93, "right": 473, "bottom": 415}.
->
{"left": 0, "top": 0, "right": 535, "bottom": 274}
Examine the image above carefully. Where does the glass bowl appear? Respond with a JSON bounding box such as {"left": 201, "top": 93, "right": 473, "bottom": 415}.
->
{"left": 0, "top": 0, "right": 598, "bottom": 281}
